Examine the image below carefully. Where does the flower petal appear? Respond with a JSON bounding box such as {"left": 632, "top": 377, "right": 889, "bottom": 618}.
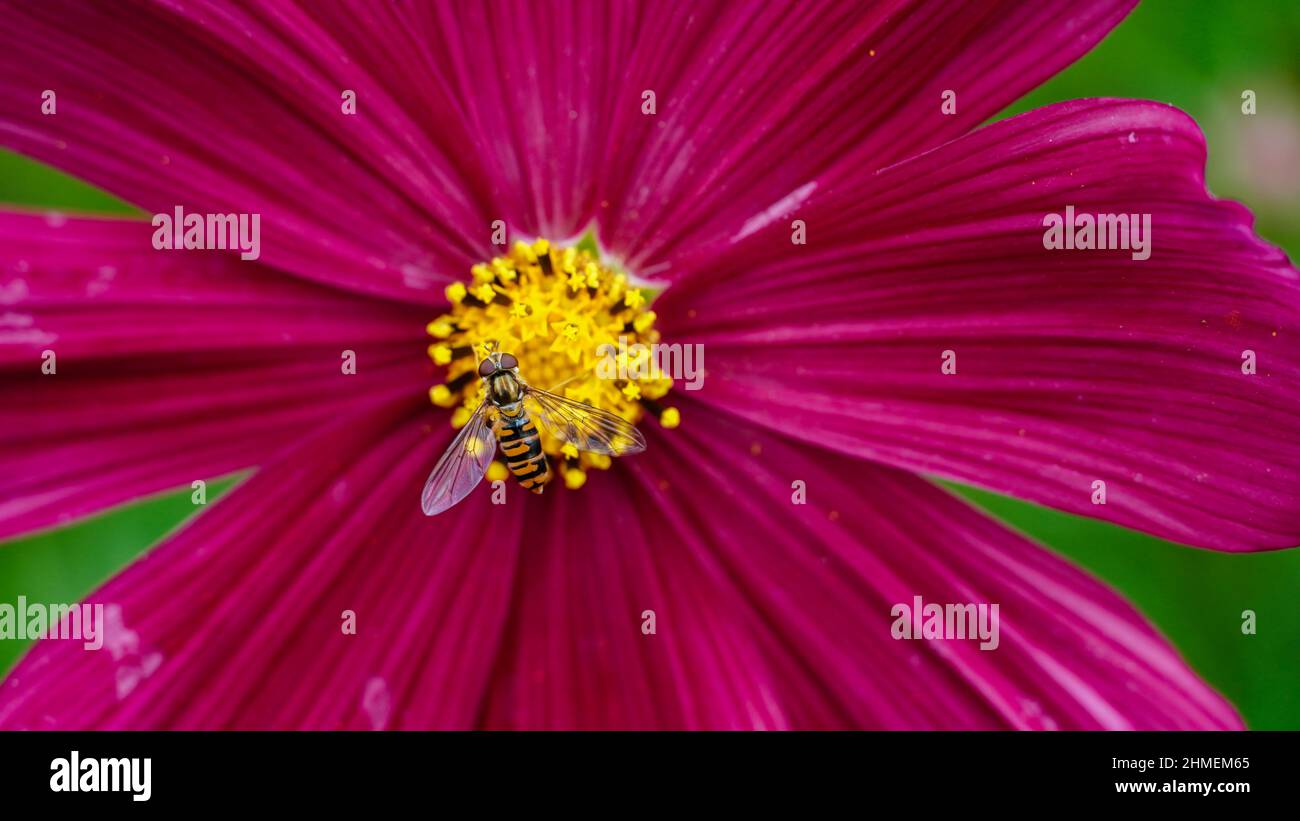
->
{"left": 2, "top": 400, "right": 1237, "bottom": 729}
{"left": 0, "top": 0, "right": 492, "bottom": 302}
{"left": 479, "top": 463, "right": 797, "bottom": 729}
{"left": 597, "top": 0, "right": 1136, "bottom": 275}
{"left": 0, "top": 0, "right": 1133, "bottom": 293}
{"left": 390, "top": 0, "right": 642, "bottom": 241}
{"left": 658, "top": 99, "right": 1300, "bottom": 550}
{"left": 0, "top": 398, "right": 524, "bottom": 729}
{"left": 591, "top": 403, "right": 1232, "bottom": 728}
{"left": 0, "top": 210, "right": 428, "bottom": 539}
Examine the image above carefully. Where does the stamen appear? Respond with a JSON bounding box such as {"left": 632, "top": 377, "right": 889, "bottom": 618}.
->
{"left": 428, "top": 237, "right": 677, "bottom": 488}
{"left": 639, "top": 398, "right": 681, "bottom": 429}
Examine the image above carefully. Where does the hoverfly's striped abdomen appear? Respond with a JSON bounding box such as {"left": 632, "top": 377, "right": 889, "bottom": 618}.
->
{"left": 492, "top": 411, "right": 551, "bottom": 493}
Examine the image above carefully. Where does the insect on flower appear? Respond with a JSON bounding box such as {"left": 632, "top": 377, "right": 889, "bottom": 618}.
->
{"left": 421, "top": 342, "right": 646, "bottom": 515}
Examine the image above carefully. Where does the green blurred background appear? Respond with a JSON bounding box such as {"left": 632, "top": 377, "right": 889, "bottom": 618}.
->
{"left": 1, "top": 0, "right": 1298, "bottom": 727}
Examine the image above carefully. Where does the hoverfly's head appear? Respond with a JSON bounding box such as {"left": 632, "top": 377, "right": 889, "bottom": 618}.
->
{"left": 477, "top": 351, "right": 519, "bottom": 380}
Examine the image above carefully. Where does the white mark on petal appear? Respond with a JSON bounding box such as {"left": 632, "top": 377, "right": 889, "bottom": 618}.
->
{"left": 1018, "top": 697, "right": 1059, "bottom": 731}
{"left": 0, "top": 278, "right": 30, "bottom": 305}
{"left": 400, "top": 263, "right": 436, "bottom": 290}
{"left": 731, "top": 182, "right": 818, "bottom": 243}
{"left": 103, "top": 604, "right": 164, "bottom": 701}
{"left": 0, "top": 312, "right": 33, "bottom": 328}
{"left": 86, "top": 265, "right": 117, "bottom": 297}
{"left": 362, "top": 676, "right": 392, "bottom": 730}
{"left": 331, "top": 480, "right": 349, "bottom": 504}
{"left": 115, "top": 653, "right": 162, "bottom": 700}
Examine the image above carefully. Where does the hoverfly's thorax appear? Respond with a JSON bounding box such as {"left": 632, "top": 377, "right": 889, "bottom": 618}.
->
{"left": 487, "top": 370, "right": 523, "bottom": 406}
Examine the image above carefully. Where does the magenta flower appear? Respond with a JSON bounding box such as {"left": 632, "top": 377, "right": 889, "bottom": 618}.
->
{"left": 1, "top": 0, "right": 1297, "bottom": 729}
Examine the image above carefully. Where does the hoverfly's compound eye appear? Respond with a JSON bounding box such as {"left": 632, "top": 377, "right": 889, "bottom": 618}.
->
{"left": 499, "top": 353, "right": 519, "bottom": 370}
{"left": 477, "top": 358, "right": 497, "bottom": 377}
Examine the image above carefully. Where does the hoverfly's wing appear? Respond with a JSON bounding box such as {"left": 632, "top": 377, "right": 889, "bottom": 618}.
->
{"left": 523, "top": 386, "right": 646, "bottom": 456}
{"left": 421, "top": 400, "right": 496, "bottom": 515}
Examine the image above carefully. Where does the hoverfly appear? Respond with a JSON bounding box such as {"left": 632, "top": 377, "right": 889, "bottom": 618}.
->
{"left": 421, "top": 345, "right": 647, "bottom": 515}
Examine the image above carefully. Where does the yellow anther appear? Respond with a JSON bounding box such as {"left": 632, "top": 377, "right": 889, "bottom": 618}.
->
{"left": 566, "top": 268, "right": 587, "bottom": 291}
{"left": 511, "top": 240, "right": 536, "bottom": 264}
{"left": 429, "top": 384, "right": 455, "bottom": 407}
{"left": 660, "top": 407, "right": 681, "bottom": 429}
{"left": 429, "top": 344, "right": 453, "bottom": 365}
{"left": 426, "top": 318, "right": 454, "bottom": 338}
{"left": 490, "top": 258, "right": 515, "bottom": 281}
{"left": 640, "top": 378, "right": 672, "bottom": 400}
{"left": 563, "top": 467, "right": 588, "bottom": 490}
{"left": 486, "top": 461, "right": 509, "bottom": 482}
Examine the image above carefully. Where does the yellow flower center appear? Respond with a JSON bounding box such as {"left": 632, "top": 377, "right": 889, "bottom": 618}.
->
{"left": 426, "top": 238, "right": 679, "bottom": 489}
